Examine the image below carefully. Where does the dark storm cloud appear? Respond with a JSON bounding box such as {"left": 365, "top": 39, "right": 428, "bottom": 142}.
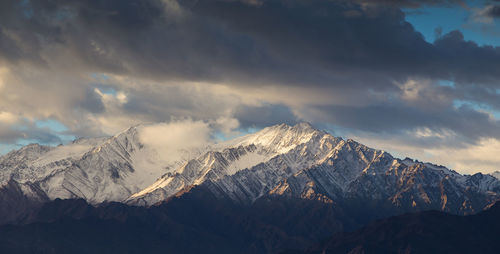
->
{"left": 192, "top": 1, "right": 500, "bottom": 88}
{"left": 121, "top": 84, "right": 237, "bottom": 122}
{"left": 0, "top": 0, "right": 498, "bottom": 88}
{"left": 311, "top": 102, "right": 500, "bottom": 143}
{"left": 354, "top": 0, "right": 465, "bottom": 8}
{"left": 481, "top": 5, "right": 500, "bottom": 18}
{"left": 433, "top": 31, "right": 500, "bottom": 86}
{"left": 80, "top": 88, "right": 105, "bottom": 114}
{"left": 1, "top": 0, "right": 500, "bottom": 146}
{"left": 233, "top": 104, "right": 297, "bottom": 129}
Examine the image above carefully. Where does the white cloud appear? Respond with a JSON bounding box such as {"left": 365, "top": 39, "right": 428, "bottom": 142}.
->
{"left": 95, "top": 87, "right": 128, "bottom": 108}
{"left": 0, "top": 111, "right": 19, "bottom": 124}
{"left": 413, "top": 127, "right": 457, "bottom": 139}
{"left": 138, "top": 119, "right": 213, "bottom": 159}
{"left": 87, "top": 114, "right": 144, "bottom": 136}
{"left": 396, "top": 79, "right": 453, "bottom": 109}
{"left": 423, "top": 138, "right": 500, "bottom": 174}
{"left": 0, "top": 67, "right": 8, "bottom": 91}
{"left": 214, "top": 116, "right": 240, "bottom": 136}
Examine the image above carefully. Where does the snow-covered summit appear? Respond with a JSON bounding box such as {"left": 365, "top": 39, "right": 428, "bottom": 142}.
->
{"left": 219, "top": 122, "right": 321, "bottom": 153}
{"left": 127, "top": 122, "right": 327, "bottom": 205}
{"left": 0, "top": 122, "right": 499, "bottom": 216}
{"left": 0, "top": 123, "right": 201, "bottom": 204}
{"left": 127, "top": 123, "right": 500, "bottom": 213}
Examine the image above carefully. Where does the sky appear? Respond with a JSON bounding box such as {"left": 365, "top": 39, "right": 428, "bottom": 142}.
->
{"left": 1, "top": 0, "right": 500, "bottom": 174}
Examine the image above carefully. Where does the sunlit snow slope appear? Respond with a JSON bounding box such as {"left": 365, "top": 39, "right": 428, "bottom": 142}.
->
{"left": 1, "top": 122, "right": 499, "bottom": 217}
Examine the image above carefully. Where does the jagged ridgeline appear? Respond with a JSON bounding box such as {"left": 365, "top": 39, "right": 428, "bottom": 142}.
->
{"left": 0, "top": 122, "right": 499, "bottom": 224}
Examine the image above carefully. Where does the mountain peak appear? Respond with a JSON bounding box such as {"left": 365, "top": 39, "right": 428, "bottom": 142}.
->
{"left": 292, "top": 121, "right": 315, "bottom": 130}
{"left": 112, "top": 124, "right": 142, "bottom": 139}
{"left": 266, "top": 122, "right": 316, "bottom": 133}
{"left": 3, "top": 121, "right": 500, "bottom": 219}
{"left": 221, "top": 122, "right": 325, "bottom": 156}
{"left": 0, "top": 143, "right": 52, "bottom": 163}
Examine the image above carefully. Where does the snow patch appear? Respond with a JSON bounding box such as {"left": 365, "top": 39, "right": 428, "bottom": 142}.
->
{"left": 225, "top": 152, "right": 269, "bottom": 175}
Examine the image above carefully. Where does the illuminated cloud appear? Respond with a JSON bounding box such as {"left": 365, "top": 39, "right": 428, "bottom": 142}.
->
{"left": 0, "top": 0, "right": 500, "bottom": 173}
{"left": 138, "top": 119, "right": 213, "bottom": 159}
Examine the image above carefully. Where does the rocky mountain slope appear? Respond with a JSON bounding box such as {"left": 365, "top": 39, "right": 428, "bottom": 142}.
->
{"left": 129, "top": 123, "right": 500, "bottom": 216}
{"left": 0, "top": 189, "right": 355, "bottom": 254}
{"left": 0, "top": 122, "right": 499, "bottom": 225}
{"left": 1, "top": 188, "right": 500, "bottom": 254}
{"left": 0, "top": 126, "right": 201, "bottom": 223}
{"left": 289, "top": 201, "right": 500, "bottom": 254}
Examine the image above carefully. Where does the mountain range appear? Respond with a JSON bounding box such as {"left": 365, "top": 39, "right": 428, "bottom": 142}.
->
{"left": 287, "top": 201, "right": 500, "bottom": 254}
{"left": 1, "top": 122, "right": 499, "bottom": 253}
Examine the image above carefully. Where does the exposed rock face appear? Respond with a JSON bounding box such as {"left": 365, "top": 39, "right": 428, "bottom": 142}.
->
{"left": 1, "top": 122, "right": 500, "bottom": 253}
{"left": 130, "top": 123, "right": 500, "bottom": 215}
{"left": 0, "top": 122, "right": 499, "bottom": 225}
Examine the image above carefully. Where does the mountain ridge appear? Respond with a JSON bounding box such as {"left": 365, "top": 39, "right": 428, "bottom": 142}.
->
{"left": 287, "top": 201, "right": 500, "bottom": 254}
{"left": 0, "top": 122, "right": 499, "bottom": 225}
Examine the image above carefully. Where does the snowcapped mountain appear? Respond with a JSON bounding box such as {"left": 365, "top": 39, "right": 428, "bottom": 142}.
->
{"left": 126, "top": 123, "right": 500, "bottom": 214}
{"left": 126, "top": 122, "right": 333, "bottom": 205}
{"left": 0, "top": 122, "right": 499, "bottom": 224}
{"left": 0, "top": 125, "right": 203, "bottom": 207}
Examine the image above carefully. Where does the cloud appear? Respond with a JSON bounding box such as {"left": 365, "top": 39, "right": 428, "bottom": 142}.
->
{"left": 351, "top": 132, "right": 500, "bottom": 174}
{"left": 138, "top": 119, "right": 213, "bottom": 159}
{"left": 213, "top": 117, "right": 240, "bottom": 136}
{"left": 233, "top": 103, "right": 298, "bottom": 129}
{"left": 475, "top": 5, "right": 500, "bottom": 21}
{"left": 354, "top": 0, "right": 465, "bottom": 8}
{"left": 0, "top": 0, "right": 497, "bottom": 89}
{"left": 0, "top": 111, "right": 19, "bottom": 125}
{"left": 424, "top": 138, "right": 500, "bottom": 173}
{"left": 0, "top": 0, "right": 500, "bottom": 174}
{"left": 0, "top": 117, "right": 64, "bottom": 145}
{"left": 79, "top": 88, "right": 106, "bottom": 114}
{"left": 0, "top": 0, "right": 498, "bottom": 95}
{"left": 307, "top": 101, "right": 500, "bottom": 144}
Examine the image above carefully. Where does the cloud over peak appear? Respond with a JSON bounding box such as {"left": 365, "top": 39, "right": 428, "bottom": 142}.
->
{"left": 1, "top": 0, "right": 500, "bottom": 173}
